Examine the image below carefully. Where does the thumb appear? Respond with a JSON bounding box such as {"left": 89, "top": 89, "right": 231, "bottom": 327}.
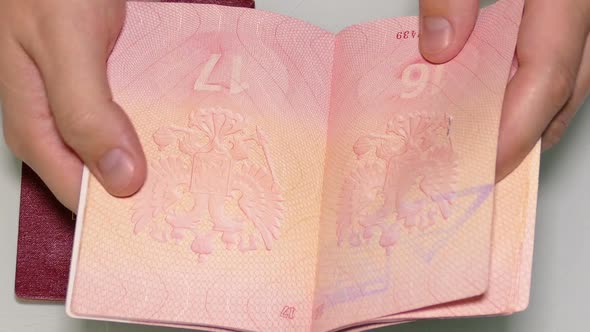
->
{"left": 24, "top": 11, "right": 147, "bottom": 198}
{"left": 419, "top": 0, "right": 480, "bottom": 63}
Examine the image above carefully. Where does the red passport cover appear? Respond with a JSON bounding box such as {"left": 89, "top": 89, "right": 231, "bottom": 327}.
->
{"left": 14, "top": 0, "right": 255, "bottom": 302}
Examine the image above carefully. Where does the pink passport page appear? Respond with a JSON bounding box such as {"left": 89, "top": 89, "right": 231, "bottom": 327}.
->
{"left": 66, "top": 0, "right": 539, "bottom": 331}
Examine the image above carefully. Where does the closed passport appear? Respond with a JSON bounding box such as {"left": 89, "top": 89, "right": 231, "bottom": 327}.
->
{"left": 15, "top": 164, "right": 76, "bottom": 301}
{"left": 14, "top": 0, "right": 255, "bottom": 302}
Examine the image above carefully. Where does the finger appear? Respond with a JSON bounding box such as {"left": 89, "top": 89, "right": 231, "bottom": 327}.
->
{"left": 0, "top": 39, "right": 82, "bottom": 211}
{"left": 543, "top": 35, "right": 590, "bottom": 151}
{"left": 496, "top": 0, "right": 590, "bottom": 182}
{"left": 21, "top": 3, "right": 147, "bottom": 198}
{"left": 419, "top": 0, "right": 480, "bottom": 63}
{"left": 3, "top": 102, "right": 84, "bottom": 212}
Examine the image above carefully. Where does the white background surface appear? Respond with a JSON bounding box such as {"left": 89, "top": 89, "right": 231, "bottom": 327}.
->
{"left": 1, "top": 0, "right": 589, "bottom": 331}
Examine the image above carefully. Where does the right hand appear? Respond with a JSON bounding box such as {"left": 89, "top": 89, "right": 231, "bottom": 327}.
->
{"left": 0, "top": 0, "right": 147, "bottom": 212}
{"left": 418, "top": 0, "right": 590, "bottom": 182}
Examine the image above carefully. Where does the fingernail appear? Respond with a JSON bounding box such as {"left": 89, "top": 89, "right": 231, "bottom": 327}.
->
{"left": 98, "top": 148, "right": 135, "bottom": 192}
{"left": 421, "top": 16, "right": 453, "bottom": 54}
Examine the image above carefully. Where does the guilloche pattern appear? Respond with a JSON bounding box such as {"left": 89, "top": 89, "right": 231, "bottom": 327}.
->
{"left": 336, "top": 111, "right": 458, "bottom": 256}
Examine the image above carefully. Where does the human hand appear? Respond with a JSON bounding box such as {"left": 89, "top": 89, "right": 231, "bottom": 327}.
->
{"left": 0, "top": 0, "right": 147, "bottom": 212}
{"left": 419, "top": 0, "right": 590, "bottom": 181}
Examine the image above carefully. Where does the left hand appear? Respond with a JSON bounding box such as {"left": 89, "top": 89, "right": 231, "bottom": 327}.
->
{"left": 418, "top": 0, "right": 590, "bottom": 182}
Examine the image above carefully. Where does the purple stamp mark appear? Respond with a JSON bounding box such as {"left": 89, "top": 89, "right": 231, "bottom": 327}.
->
{"left": 312, "top": 259, "right": 392, "bottom": 321}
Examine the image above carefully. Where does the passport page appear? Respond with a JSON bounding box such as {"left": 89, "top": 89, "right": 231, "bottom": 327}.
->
{"left": 386, "top": 66, "right": 541, "bottom": 321}
{"left": 311, "top": 0, "right": 524, "bottom": 330}
{"left": 346, "top": 62, "right": 540, "bottom": 330}
{"left": 67, "top": 3, "right": 335, "bottom": 331}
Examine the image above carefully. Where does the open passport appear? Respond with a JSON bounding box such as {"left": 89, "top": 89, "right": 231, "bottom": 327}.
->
{"left": 65, "top": 0, "right": 541, "bottom": 331}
